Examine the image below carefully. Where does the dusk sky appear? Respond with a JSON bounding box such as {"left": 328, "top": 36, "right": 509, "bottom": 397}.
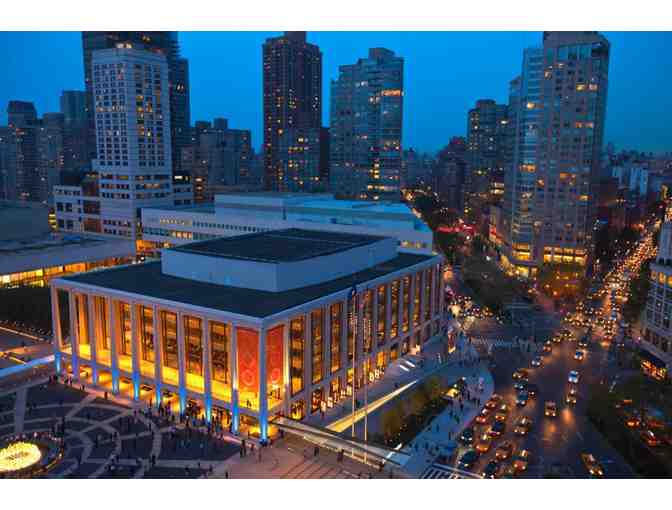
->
{"left": 1, "top": 31, "right": 671, "bottom": 154}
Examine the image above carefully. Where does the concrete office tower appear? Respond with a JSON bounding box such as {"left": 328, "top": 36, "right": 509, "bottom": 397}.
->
{"left": 263, "top": 31, "right": 322, "bottom": 192}
{"left": 465, "top": 99, "right": 508, "bottom": 220}
{"left": 181, "top": 118, "right": 253, "bottom": 201}
{"left": 500, "top": 32, "right": 610, "bottom": 279}
{"left": 330, "top": 48, "right": 404, "bottom": 201}
{"left": 6, "top": 101, "right": 39, "bottom": 201}
{"left": 81, "top": 32, "right": 190, "bottom": 173}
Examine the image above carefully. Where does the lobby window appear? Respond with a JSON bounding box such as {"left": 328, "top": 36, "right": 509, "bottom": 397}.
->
{"left": 311, "top": 308, "right": 324, "bottom": 384}
{"left": 391, "top": 280, "right": 399, "bottom": 339}
{"left": 184, "top": 316, "right": 203, "bottom": 376}
{"left": 95, "top": 296, "right": 109, "bottom": 351}
{"left": 377, "top": 284, "right": 387, "bottom": 345}
{"left": 75, "top": 294, "right": 90, "bottom": 347}
{"left": 363, "top": 289, "right": 374, "bottom": 354}
{"left": 413, "top": 272, "right": 422, "bottom": 327}
{"left": 161, "top": 311, "right": 178, "bottom": 369}
{"left": 330, "top": 302, "right": 342, "bottom": 374}
{"left": 425, "top": 269, "right": 432, "bottom": 322}
{"left": 118, "top": 302, "right": 132, "bottom": 356}
{"left": 290, "top": 316, "right": 305, "bottom": 396}
{"left": 139, "top": 306, "right": 154, "bottom": 363}
{"left": 402, "top": 275, "right": 411, "bottom": 333}
{"left": 347, "top": 294, "right": 358, "bottom": 360}
{"left": 210, "top": 322, "right": 230, "bottom": 383}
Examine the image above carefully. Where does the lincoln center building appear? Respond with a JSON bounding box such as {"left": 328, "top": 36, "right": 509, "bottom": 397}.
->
{"left": 50, "top": 229, "right": 445, "bottom": 440}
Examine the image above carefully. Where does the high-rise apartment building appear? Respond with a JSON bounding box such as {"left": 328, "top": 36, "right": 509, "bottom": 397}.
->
{"left": 60, "top": 90, "right": 90, "bottom": 172}
{"left": 54, "top": 45, "right": 186, "bottom": 245}
{"left": 465, "top": 99, "right": 508, "bottom": 219}
{"left": 81, "top": 32, "right": 190, "bottom": 173}
{"left": 262, "top": 31, "right": 322, "bottom": 191}
{"left": 329, "top": 48, "right": 404, "bottom": 200}
{"left": 500, "top": 32, "right": 610, "bottom": 279}
{"left": 181, "top": 118, "right": 253, "bottom": 201}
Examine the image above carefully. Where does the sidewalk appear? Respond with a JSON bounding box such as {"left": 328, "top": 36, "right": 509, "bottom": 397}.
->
{"left": 401, "top": 346, "right": 494, "bottom": 477}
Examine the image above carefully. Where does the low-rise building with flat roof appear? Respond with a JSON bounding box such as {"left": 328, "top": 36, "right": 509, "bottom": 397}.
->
{"left": 51, "top": 228, "right": 445, "bottom": 440}
{"left": 141, "top": 192, "right": 433, "bottom": 255}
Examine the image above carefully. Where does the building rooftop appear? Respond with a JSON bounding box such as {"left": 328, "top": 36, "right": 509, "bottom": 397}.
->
{"left": 60, "top": 252, "right": 434, "bottom": 319}
{"left": 170, "top": 228, "right": 385, "bottom": 263}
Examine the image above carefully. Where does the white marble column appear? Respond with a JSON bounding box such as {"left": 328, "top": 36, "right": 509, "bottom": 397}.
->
{"left": 50, "top": 285, "right": 63, "bottom": 374}
{"left": 282, "top": 319, "right": 290, "bottom": 416}
{"left": 108, "top": 298, "right": 120, "bottom": 393}
{"left": 176, "top": 312, "right": 187, "bottom": 414}
{"left": 230, "top": 325, "right": 239, "bottom": 433}
{"left": 68, "top": 291, "right": 80, "bottom": 379}
{"left": 153, "top": 306, "right": 163, "bottom": 408}
{"left": 258, "top": 327, "right": 268, "bottom": 441}
{"left": 87, "top": 295, "right": 99, "bottom": 385}
{"left": 303, "top": 312, "right": 312, "bottom": 406}
{"left": 130, "top": 303, "right": 140, "bottom": 401}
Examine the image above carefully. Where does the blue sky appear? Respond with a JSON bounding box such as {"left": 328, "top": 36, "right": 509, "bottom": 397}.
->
{"left": 1, "top": 31, "right": 671, "bottom": 154}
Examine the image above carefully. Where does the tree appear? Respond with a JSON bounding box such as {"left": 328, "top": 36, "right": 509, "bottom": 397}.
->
{"left": 424, "top": 376, "right": 443, "bottom": 403}
{"left": 381, "top": 405, "right": 404, "bottom": 442}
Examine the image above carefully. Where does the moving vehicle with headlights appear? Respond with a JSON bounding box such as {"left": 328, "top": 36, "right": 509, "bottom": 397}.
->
{"left": 526, "top": 383, "right": 539, "bottom": 398}
{"left": 482, "top": 460, "right": 499, "bottom": 479}
{"left": 516, "top": 391, "right": 529, "bottom": 407}
{"left": 495, "top": 404, "right": 510, "bottom": 422}
{"left": 475, "top": 407, "right": 492, "bottom": 425}
{"left": 489, "top": 420, "right": 506, "bottom": 437}
{"left": 512, "top": 368, "right": 529, "bottom": 381}
{"left": 475, "top": 433, "right": 493, "bottom": 453}
{"left": 545, "top": 401, "right": 558, "bottom": 417}
{"left": 512, "top": 450, "right": 530, "bottom": 472}
{"left": 485, "top": 394, "right": 502, "bottom": 410}
{"left": 531, "top": 356, "right": 543, "bottom": 367}
{"left": 568, "top": 370, "right": 580, "bottom": 384}
{"left": 457, "top": 449, "right": 479, "bottom": 470}
{"left": 574, "top": 349, "right": 585, "bottom": 361}
{"left": 566, "top": 388, "right": 578, "bottom": 405}
{"left": 514, "top": 416, "right": 534, "bottom": 436}
{"left": 495, "top": 441, "right": 514, "bottom": 461}
{"left": 460, "top": 427, "right": 475, "bottom": 446}
{"left": 581, "top": 453, "right": 604, "bottom": 478}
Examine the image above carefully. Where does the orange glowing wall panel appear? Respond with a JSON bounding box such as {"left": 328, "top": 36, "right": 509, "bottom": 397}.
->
{"left": 237, "top": 327, "right": 259, "bottom": 395}
{"left": 266, "top": 325, "right": 284, "bottom": 388}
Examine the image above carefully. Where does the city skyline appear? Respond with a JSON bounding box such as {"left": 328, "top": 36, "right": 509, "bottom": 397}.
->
{"left": 1, "top": 31, "right": 672, "bottom": 154}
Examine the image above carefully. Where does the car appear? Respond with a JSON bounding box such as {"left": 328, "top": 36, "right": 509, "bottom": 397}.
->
{"left": 566, "top": 389, "right": 577, "bottom": 405}
{"left": 568, "top": 370, "right": 580, "bottom": 384}
{"left": 495, "top": 404, "right": 510, "bottom": 421}
{"left": 475, "top": 433, "right": 493, "bottom": 453}
{"left": 460, "top": 427, "right": 475, "bottom": 446}
{"left": 457, "top": 449, "right": 479, "bottom": 470}
{"left": 578, "top": 338, "right": 588, "bottom": 348}
{"left": 495, "top": 441, "right": 514, "bottom": 461}
{"left": 526, "top": 383, "right": 539, "bottom": 398}
{"left": 545, "top": 401, "right": 558, "bottom": 417}
{"left": 489, "top": 420, "right": 506, "bottom": 437}
{"left": 482, "top": 460, "right": 499, "bottom": 479}
{"left": 574, "top": 350, "right": 585, "bottom": 361}
{"left": 514, "top": 380, "right": 528, "bottom": 391}
{"left": 531, "top": 356, "right": 543, "bottom": 368}
{"left": 475, "top": 408, "right": 492, "bottom": 424}
{"left": 512, "top": 368, "right": 529, "bottom": 381}
{"left": 514, "top": 416, "right": 533, "bottom": 436}
{"left": 623, "top": 413, "right": 642, "bottom": 429}
{"left": 512, "top": 450, "right": 530, "bottom": 472}
{"left": 542, "top": 344, "right": 552, "bottom": 354}
{"left": 640, "top": 430, "right": 662, "bottom": 447}
{"left": 581, "top": 453, "right": 604, "bottom": 478}
{"left": 485, "top": 394, "right": 502, "bottom": 410}
{"left": 516, "top": 391, "right": 529, "bottom": 407}
{"left": 552, "top": 335, "right": 562, "bottom": 344}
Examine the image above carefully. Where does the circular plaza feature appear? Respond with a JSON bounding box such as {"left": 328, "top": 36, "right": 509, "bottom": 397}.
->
{"left": 0, "top": 433, "right": 64, "bottom": 478}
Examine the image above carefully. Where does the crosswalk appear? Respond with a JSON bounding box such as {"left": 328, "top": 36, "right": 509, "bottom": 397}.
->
{"left": 421, "top": 462, "right": 480, "bottom": 479}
